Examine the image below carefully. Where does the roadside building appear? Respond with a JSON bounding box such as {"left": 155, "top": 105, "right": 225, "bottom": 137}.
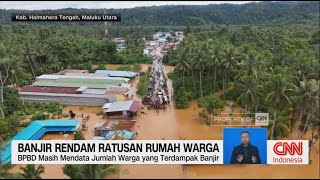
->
{"left": 113, "top": 38, "right": 126, "bottom": 51}
{"left": 95, "top": 70, "right": 138, "bottom": 79}
{"left": 94, "top": 120, "right": 136, "bottom": 136}
{"left": 102, "top": 100, "right": 140, "bottom": 118}
{"left": 0, "top": 120, "right": 80, "bottom": 164}
{"left": 20, "top": 72, "right": 131, "bottom": 106}
{"left": 143, "top": 47, "right": 153, "bottom": 55}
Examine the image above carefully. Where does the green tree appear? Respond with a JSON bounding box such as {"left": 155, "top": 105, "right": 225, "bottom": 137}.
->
{"left": 268, "top": 110, "right": 290, "bottom": 139}
{"left": 73, "top": 131, "right": 85, "bottom": 140}
{"left": 237, "top": 77, "right": 264, "bottom": 126}
{"left": 0, "top": 61, "right": 11, "bottom": 118}
{"left": 220, "top": 46, "right": 239, "bottom": 91}
{"left": 292, "top": 79, "right": 319, "bottom": 139}
{"left": 265, "top": 69, "right": 294, "bottom": 139}
{"left": 19, "top": 164, "right": 45, "bottom": 179}
{"left": 208, "top": 44, "right": 221, "bottom": 92}
{"left": 185, "top": 25, "right": 192, "bottom": 37}
{"left": 236, "top": 50, "right": 263, "bottom": 81}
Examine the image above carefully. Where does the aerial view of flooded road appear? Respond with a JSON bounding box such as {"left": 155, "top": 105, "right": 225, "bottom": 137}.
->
{"left": 2, "top": 1, "right": 319, "bottom": 179}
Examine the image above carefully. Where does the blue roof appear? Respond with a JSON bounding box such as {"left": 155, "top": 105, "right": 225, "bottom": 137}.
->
{"left": 95, "top": 70, "right": 138, "bottom": 78}
{"left": 1, "top": 120, "right": 80, "bottom": 164}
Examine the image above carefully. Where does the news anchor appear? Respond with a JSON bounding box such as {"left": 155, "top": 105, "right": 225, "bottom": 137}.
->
{"left": 230, "top": 131, "right": 261, "bottom": 164}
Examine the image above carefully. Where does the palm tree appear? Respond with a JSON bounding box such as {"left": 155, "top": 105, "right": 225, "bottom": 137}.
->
{"left": 308, "top": 110, "right": 320, "bottom": 158}
{"left": 265, "top": 70, "right": 294, "bottom": 140}
{"left": 292, "top": 79, "right": 319, "bottom": 139}
{"left": 236, "top": 50, "right": 263, "bottom": 82}
{"left": 0, "top": 162, "right": 22, "bottom": 179}
{"left": 19, "top": 164, "right": 45, "bottom": 179}
{"left": 63, "top": 164, "right": 120, "bottom": 179}
{"left": 185, "top": 35, "right": 195, "bottom": 59}
{"left": 183, "top": 59, "right": 196, "bottom": 93}
{"left": 302, "top": 83, "right": 319, "bottom": 135}
{"left": 0, "top": 61, "right": 11, "bottom": 118}
{"left": 193, "top": 52, "right": 206, "bottom": 98}
{"left": 22, "top": 39, "right": 37, "bottom": 78}
{"left": 237, "top": 77, "right": 264, "bottom": 127}
{"left": 208, "top": 44, "right": 221, "bottom": 92}
{"left": 220, "top": 46, "right": 239, "bottom": 91}
{"left": 268, "top": 109, "right": 290, "bottom": 139}
{"left": 175, "top": 57, "right": 189, "bottom": 87}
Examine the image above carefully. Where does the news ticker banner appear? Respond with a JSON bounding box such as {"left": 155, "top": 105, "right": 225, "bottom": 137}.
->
{"left": 12, "top": 140, "right": 223, "bottom": 164}
{"left": 11, "top": 140, "right": 309, "bottom": 165}
{"left": 11, "top": 13, "right": 121, "bottom": 21}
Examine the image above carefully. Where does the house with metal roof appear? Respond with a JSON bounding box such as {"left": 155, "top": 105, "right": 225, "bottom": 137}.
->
{"left": 102, "top": 100, "right": 140, "bottom": 118}
{"left": 37, "top": 74, "right": 130, "bottom": 82}
{"left": 32, "top": 81, "right": 120, "bottom": 89}
{"left": 20, "top": 85, "right": 78, "bottom": 94}
{"left": 95, "top": 70, "right": 138, "bottom": 79}
{"left": 94, "top": 120, "right": 136, "bottom": 136}
{"left": 0, "top": 120, "right": 80, "bottom": 164}
{"left": 20, "top": 92, "right": 114, "bottom": 106}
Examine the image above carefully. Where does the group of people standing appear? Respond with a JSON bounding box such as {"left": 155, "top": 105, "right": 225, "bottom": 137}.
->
{"left": 142, "top": 47, "right": 171, "bottom": 113}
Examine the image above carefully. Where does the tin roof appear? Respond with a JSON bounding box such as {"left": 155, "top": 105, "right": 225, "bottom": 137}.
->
{"left": 113, "top": 39, "right": 126, "bottom": 43}
{"left": 106, "top": 86, "right": 129, "bottom": 91}
{"left": 129, "top": 100, "right": 140, "bottom": 112}
{"left": 95, "top": 120, "right": 135, "bottom": 131}
{"left": 32, "top": 81, "right": 115, "bottom": 89}
{"left": 102, "top": 103, "right": 112, "bottom": 109}
{"left": 0, "top": 120, "right": 80, "bottom": 164}
{"left": 57, "top": 77, "right": 124, "bottom": 85}
{"left": 37, "top": 74, "right": 129, "bottom": 82}
{"left": 83, "top": 88, "right": 107, "bottom": 95}
{"left": 20, "top": 85, "right": 78, "bottom": 94}
{"left": 20, "top": 91, "right": 107, "bottom": 98}
{"left": 65, "top": 73, "right": 107, "bottom": 77}
{"left": 106, "top": 90, "right": 127, "bottom": 95}
{"left": 95, "top": 70, "right": 138, "bottom": 78}
{"left": 103, "top": 100, "right": 140, "bottom": 112}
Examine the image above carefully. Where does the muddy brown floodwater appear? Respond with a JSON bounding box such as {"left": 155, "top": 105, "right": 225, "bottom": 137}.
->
{"left": 122, "top": 64, "right": 319, "bottom": 179}
{"left": 9, "top": 64, "right": 319, "bottom": 179}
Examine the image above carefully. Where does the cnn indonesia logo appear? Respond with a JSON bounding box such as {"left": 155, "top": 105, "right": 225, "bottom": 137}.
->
{"left": 274, "top": 142, "right": 302, "bottom": 155}
{"left": 255, "top": 113, "right": 268, "bottom": 126}
{"left": 268, "top": 141, "right": 308, "bottom": 164}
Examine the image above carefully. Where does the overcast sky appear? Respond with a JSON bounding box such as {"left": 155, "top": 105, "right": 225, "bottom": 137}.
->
{"left": 0, "top": 1, "right": 259, "bottom": 10}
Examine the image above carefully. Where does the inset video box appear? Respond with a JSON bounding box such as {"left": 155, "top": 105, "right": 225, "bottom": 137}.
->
{"left": 11, "top": 13, "right": 121, "bottom": 22}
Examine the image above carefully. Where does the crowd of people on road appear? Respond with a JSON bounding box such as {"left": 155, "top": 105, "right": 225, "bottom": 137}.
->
{"left": 142, "top": 46, "right": 171, "bottom": 113}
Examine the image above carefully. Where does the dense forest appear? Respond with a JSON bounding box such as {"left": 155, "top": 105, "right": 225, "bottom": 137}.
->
{"left": 164, "top": 24, "right": 319, "bottom": 139}
{"left": 0, "top": 24, "right": 153, "bottom": 86}
{"left": 1, "top": 1, "right": 319, "bottom": 26}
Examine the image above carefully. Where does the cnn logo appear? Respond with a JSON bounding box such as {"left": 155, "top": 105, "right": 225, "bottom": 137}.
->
{"left": 273, "top": 142, "right": 302, "bottom": 155}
